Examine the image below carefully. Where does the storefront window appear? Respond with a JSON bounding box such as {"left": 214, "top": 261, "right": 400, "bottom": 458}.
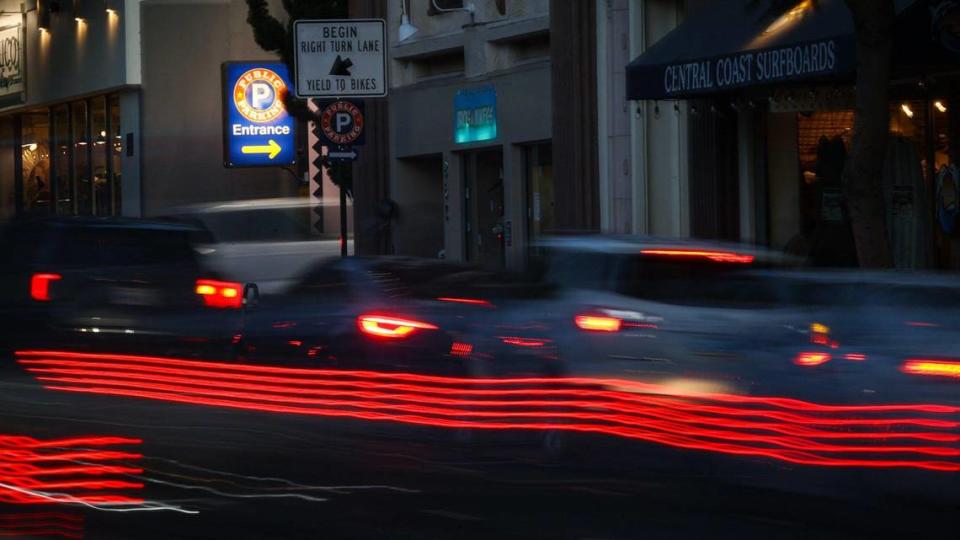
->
{"left": 14, "top": 95, "right": 122, "bottom": 218}
{"left": 20, "top": 113, "right": 51, "bottom": 214}
{"left": 73, "top": 100, "right": 91, "bottom": 215}
{"left": 53, "top": 105, "right": 72, "bottom": 214}
{"left": 91, "top": 96, "right": 109, "bottom": 216}
{"left": 110, "top": 95, "right": 122, "bottom": 215}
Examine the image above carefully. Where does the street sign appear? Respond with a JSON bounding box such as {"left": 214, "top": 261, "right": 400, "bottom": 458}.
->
{"left": 293, "top": 19, "right": 387, "bottom": 98}
{"left": 316, "top": 99, "right": 365, "bottom": 147}
{"left": 222, "top": 62, "right": 296, "bottom": 168}
{"left": 327, "top": 148, "right": 359, "bottom": 162}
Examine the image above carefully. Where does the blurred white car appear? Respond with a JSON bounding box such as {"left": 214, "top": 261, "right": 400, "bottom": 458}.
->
{"left": 166, "top": 198, "right": 351, "bottom": 295}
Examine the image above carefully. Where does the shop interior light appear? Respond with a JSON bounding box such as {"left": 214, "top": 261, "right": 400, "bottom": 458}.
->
{"left": 935, "top": 101, "right": 947, "bottom": 113}
{"left": 901, "top": 103, "right": 915, "bottom": 118}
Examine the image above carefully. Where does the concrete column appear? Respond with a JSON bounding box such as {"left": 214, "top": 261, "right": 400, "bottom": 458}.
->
{"left": 442, "top": 150, "right": 466, "bottom": 262}
{"left": 550, "top": 0, "right": 599, "bottom": 230}
{"left": 737, "top": 108, "right": 757, "bottom": 243}
{"left": 767, "top": 113, "right": 800, "bottom": 249}
{"left": 118, "top": 90, "right": 141, "bottom": 217}
{"left": 503, "top": 144, "right": 527, "bottom": 271}
{"left": 0, "top": 116, "right": 14, "bottom": 221}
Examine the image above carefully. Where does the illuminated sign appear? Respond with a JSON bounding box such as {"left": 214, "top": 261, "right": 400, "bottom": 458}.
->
{"left": 222, "top": 62, "right": 296, "bottom": 168}
{"left": 454, "top": 86, "right": 497, "bottom": 144}
{"left": 0, "top": 19, "right": 24, "bottom": 105}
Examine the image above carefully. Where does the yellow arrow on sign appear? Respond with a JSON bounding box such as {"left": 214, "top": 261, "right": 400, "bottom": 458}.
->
{"left": 241, "top": 139, "right": 282, "bottom": 159}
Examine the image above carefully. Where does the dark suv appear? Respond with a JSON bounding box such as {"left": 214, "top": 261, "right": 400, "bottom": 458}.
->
{"left": 0, "top": 217, "right": 254, "bottom": 361}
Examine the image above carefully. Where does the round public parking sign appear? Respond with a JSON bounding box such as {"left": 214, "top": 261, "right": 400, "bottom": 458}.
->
{"left": 233, "top": 68, "right": 287, "bottom": 124}
{"left": 320, "top": 100, "right": 364, "bottom": 145}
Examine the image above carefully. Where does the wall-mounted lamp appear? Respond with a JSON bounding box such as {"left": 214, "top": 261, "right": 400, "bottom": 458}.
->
{"left": 105, "top": 0, "right": 120, "bottom": 14}
{"left": 72, "top": 0, "right": 85, "bottom": 23}
{"left": 398, "top": 0, "right": 418, "bottom": 42}
{"left": 430, "top": 0, "right": 477, "bottom": 24}
{"left": 935, "top": 101, "right": 947, "bottom": 113}
{"left": 38, "top": 0, "right": 55, "bottom": 32}
{"left": 901, "top": 103, "right": 915, "bottom": 118}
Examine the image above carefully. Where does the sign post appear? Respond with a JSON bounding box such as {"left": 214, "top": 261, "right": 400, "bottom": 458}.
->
{"left": 222, "top": 62, "right": 296, "bottom": 168}
{"left": 294, "top": 19, "right": 386, "bottom": 258}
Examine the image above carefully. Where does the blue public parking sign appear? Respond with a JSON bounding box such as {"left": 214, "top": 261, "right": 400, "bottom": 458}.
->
{"left": 223, "top": 62, "right": 297, "bottom": 168}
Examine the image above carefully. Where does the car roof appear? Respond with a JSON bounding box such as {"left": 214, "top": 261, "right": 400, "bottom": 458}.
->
{"left": 751, "top": 268, "right": 960, "bottom": 289}
{"left": 165, "top": 197, "right": 341, "bottom": 215}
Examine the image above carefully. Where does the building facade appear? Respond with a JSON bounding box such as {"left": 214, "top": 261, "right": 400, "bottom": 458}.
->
{"left": 601, "top": 0, "right": 960, "bottom": 271}
{"left": 386, "top": 0, "right": 552, "bottom": 269}
{"left": 1, "top": 0, "right": 303, "bottom": 222}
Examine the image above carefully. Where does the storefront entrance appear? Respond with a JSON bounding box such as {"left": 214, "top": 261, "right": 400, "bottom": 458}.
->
{"left": 464, "top": 149, "right": 505, "bottom": 268}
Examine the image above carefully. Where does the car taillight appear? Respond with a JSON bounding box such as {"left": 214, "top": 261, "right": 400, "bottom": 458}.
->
{"left": 639, "top": 249, "right": 755, "bottom": 264}
{"left": 195, "top": 279, "right": 243, "bottom": 309}
{"left": 901, "top": 359, "right": 960, "bottom": 379}
{"left": 450, "top": 342, "right": 473, "bottom": 357}
{"left": 358, "top": 315, "right": 438, "bottom": 339}
{"left": 30, "top": 273, "right": 62, "bottom": 302}
{"left": 436, "top": 297, "right": 493, "bottom": 307}
{"left": 500, "top": 336, "right": 549, "bottom": 347}
{"left": 575, "top": 315, "right": 622, "bottom": 333}
{"left": 794, "top": 351, "right": 831, "bottom": 366}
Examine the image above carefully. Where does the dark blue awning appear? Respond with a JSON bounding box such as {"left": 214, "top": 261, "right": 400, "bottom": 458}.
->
{"left": 626, "top": 0, "right": 920, "bottom": 101}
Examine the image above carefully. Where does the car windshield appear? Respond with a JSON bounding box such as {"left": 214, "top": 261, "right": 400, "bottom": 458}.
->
{"left": 2, "top": 1, "right": 959, "bottom": 538}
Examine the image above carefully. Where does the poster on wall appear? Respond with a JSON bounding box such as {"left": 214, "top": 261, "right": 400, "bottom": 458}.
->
{"left": 0, "top": 19, "right": 25, "bottom": 104}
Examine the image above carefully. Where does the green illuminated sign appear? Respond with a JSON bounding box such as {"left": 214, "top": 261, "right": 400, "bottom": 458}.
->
{"left": 454, "top": 86, "right": 497, "bottom": 144}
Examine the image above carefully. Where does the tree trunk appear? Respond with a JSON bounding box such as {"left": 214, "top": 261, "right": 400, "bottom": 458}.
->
{"left": 843, "top": 0, "right": 896, "bottom": 268}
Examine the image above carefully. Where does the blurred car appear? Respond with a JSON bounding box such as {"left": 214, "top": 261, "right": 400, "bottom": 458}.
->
{"left": 0, "top": 216, "right": 256, "bottom": 360}
{"left": 531, "top": 236, "right": 801, "bottom": 390}
{"left": 165, "top": 198, "right": 349, "bottom": 295}
{"left": 534, "top": 235, "right": 960, "bottom": 405}
{"left": 237, "top": 256, "right": 559, "bottom": 377}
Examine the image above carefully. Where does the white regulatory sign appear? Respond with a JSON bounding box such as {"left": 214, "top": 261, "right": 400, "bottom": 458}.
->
{"left": 293, "top": 19, "right": 387, "bottom": 98}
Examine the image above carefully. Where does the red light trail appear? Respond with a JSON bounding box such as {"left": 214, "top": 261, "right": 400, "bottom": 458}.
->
{"left": 15, "top": 350, "right": 960, "bottom": 472}
{"left": 0, "top": 433, "right": 144, "bottom": 506}
{"left": 0, "top": 512, "right": 83, "bottom": 539}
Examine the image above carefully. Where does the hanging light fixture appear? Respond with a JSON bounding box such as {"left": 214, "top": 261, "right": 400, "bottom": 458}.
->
{"left": 398, "top": 0, "right": 419, "bottom": 42}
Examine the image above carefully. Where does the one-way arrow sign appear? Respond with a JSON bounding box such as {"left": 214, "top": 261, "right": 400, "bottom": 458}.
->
{"left": 327, "top": 148, "right": 359, "bottom": 162}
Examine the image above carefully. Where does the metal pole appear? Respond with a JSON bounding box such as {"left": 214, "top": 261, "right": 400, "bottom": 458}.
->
{"left": 340, "top": 179, "right": 348, "bottom": 257}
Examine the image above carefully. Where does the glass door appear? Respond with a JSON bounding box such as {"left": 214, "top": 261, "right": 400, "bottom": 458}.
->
{"left": 464, "top": 149, "right": 505, "bottom": 268}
